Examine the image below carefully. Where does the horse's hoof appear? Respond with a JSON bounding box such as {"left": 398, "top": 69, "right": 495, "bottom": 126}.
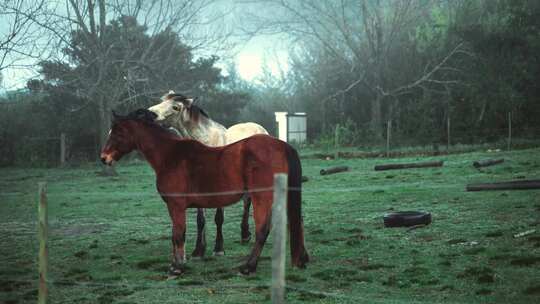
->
{"left": 241, "top": 236, "right": 251, "bottom": 244}
{"left": 168, "top": 265, "right": 184, "bottom": 278}
{"left": 292, "top": 250, "right": 310, "bottom": 268}
{"left": 238, "top": 264, "right": 255, "bottom": 276}
{"left": 213, "top": 251, "right": 225, "bottom": 257}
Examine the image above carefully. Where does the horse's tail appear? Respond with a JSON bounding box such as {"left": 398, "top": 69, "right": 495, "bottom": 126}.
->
{"left": 285, "top": 144, "right": 309, "bottom": 268}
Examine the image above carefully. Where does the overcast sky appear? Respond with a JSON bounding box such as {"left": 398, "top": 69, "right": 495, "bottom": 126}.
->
{"left": 0, "top": 0, "right": 290, "bottom": 91}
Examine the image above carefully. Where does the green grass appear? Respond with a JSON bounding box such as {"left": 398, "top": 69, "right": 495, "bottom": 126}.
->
{"left": 1, "top": 148, "right": 540, "bottom": 303}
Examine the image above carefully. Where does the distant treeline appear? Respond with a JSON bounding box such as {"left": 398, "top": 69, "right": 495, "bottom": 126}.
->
{"left": 1, "top": 0, "right": 539, "bottom": 166}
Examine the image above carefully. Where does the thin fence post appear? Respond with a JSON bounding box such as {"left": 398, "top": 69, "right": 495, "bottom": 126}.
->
{"left": 507, "top": 112, "right": 512, "bottom": 151}
{"left": 38, "top": 182, "right": 48, "bottom": 304}
{"left": 447, "top": 116, "right": 451, "bottom": 151}
{"left": 386, "top": 120, "right": 392, "bottom": 158}
{"left": 60, "top": 133, "right": 66, "bottom": 167}
{"left": 334, "top": 124, "right": 339, "bottom": 160}
{"left": 272, "top": 174, "right": 287, "bottom": 304}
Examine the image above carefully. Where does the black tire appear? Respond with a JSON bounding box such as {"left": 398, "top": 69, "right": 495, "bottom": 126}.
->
{"left": 383, "top": 211, "right": 431, "bottom": 228}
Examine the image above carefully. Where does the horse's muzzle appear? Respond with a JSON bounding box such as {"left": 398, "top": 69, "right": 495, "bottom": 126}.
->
{"left": 100, "top": 153, "right": 114, "bottom": 166}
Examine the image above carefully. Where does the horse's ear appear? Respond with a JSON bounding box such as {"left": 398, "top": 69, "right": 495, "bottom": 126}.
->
{"left": 161, "top": 90, "right": 176, "bottom": 101}
{"left": 170, "top": 94, "right": 193, "bottom": 108}
{"left": 181, "top": 98, "right": 194, "bottom": 108}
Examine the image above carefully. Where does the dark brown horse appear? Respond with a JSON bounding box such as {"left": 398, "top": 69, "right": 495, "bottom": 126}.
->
{"left": 100, "top": 109, "right": 309, "bottom": 275}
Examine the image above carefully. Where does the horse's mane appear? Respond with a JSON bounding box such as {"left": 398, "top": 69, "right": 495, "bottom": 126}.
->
{"left": 189, "top": 104, "right": 209, "bottom": 120}
{"left": 114, "top": 108, "right": 179, "bottom": 136}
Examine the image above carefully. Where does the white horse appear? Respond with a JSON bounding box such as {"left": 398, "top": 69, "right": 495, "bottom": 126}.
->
{"left": 148, "top": 91, "right": 268, "bottom": 257}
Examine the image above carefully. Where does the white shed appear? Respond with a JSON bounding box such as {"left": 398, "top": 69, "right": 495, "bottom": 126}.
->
{"left": 274, "top": 112, "right": 307, "bottom": 143}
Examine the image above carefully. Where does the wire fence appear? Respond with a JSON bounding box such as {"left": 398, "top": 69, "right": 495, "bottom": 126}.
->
{"left": 0, "top": 180, "right": 423, "bottom": 303}
{"left": 320, "top": 122, "right": 540, "bottom": 157}
{"left": 3, "top": 118, "right": 539, "bottom": 168}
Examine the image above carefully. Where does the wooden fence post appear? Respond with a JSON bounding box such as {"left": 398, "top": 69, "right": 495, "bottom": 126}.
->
{"left": 38, "top": 182, "right": 48, "bottom": 304}
{"left": 386, "top": 120, "right": 392, "bottom": 158}
{"left": 334, "top": 124, "right": 340, "bottom": 160}
{"left": 507, "top": 112, "right": 512, "bottom": 151}
{"left": 60, "top": 133, "right": 66, "bottom": 167}
{"left": 272, "top": 174, "right": 287, "bottom": 304}
{"left": 447, "top": 116, "right": 451, "bottom": 151}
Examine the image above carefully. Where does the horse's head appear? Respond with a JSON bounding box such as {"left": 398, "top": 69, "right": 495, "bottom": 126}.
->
{"left": 100, "top": 109, "right": 157, "bottom": 165}
{"left": 148, "top": 91, "right": 195, "bottom": 123}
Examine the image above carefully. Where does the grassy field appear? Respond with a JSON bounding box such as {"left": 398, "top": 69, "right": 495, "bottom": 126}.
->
{"left": 1, "top": 147, "right": 540, "bottom": 303}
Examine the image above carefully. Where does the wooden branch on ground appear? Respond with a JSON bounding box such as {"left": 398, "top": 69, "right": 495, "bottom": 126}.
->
{"left": 466, "top": 179, "right": 540, "bottom": 191}
{"left": 514, "top": 229, "right": 535, "bottom": 238}
{"left": 320, "top": 166, "right": 350, "bottom": 175}
{"left": 473, "top": 158, "right": 504, "bottom": 168}
{"left": 374, "top": 161, "right": 444, "bottom": 171}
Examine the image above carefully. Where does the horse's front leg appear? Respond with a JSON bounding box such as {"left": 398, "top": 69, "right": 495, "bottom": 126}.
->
{"left": 191, "top": 208, "right": 206, "bottom": 258}
{"left": 241, "top": 196, "right": 252, "bottom": 243}
{"left": 213, "top": 208, "right": 224, "bottom": 255}
{"left": 166, "top": 203, "right": 187, "bottom": 276}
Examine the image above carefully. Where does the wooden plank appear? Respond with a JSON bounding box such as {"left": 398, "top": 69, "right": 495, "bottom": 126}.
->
{"left": 38, "top": 182, "right": 48, "bottom": 304}
{"left": 447, "top": 116, "right": 451, "bottom": 151}
{"left": 466, "top": 179, "right": 540, "bottom": 191}
{"left": 334, "top": 125, "right": 339, "bottom": 160}
{"left": 271, "top": 174, "right": 287, "bottom": 304}
{"left": 472, "top": 158, "right": 504, "bottom": 168}
{"left": 386, "top": 120, "right": 391, "bottom": 158}
{"left": 320, "top": 166, "right": 350, "bottom": 175}
{"left": 508, "top": 111, "right": 512, "bottom": 151}
{"left": 374, "top": 160, "right": 444, "bottom": 171}
{"left": 60, "top": 133, "right": 66, "bottom": 167}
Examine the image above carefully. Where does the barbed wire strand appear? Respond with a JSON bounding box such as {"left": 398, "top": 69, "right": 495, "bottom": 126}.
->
{"left": 0, "top": 180, "right": 477, "bottom": 199}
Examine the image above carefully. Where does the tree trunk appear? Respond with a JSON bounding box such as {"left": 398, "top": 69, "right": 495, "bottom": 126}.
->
{"left": 370, "top": 95, "right": 383, "bottom": 140}
{"left": 98, "top": 98, "right": 117, "bottom": 176}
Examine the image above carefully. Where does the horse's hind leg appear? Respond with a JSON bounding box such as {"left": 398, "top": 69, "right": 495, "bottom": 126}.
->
{"left": 191, "top": 208, "right": 206, "bottom": 258}
{"left": 239, "top": 196, "right": 271, "bottom": 275}
{"left": 213, "top": 208, "right": 225, "bottom": 256}
{"left": 241, "top": 196, "right": 252, "bottom": 243}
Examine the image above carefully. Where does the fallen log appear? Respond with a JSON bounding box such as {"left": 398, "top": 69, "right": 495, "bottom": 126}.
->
{"left": 374, "top": 160, "right": 444, "bottom": 171}
{"left": 320, "top": 166, "right": 349, "bottom": 175}
{"left": 473, "top": 158, "right": 504, "bottom": 168}
{"left": 466, "top": 179, "right": 540, "bottom": 191}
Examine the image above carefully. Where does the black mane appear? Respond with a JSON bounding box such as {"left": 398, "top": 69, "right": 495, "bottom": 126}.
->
{"left": 190, "top": 104, "right": 209, "bottom": 119}
{"left": 117, "top": 108, "right": 185, "bottom": 137}
{"left": 113, "top": 108, "right": 158, "bottom": 123}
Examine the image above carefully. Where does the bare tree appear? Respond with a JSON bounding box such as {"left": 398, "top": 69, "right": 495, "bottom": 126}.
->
{"left": 241, "top": 0, "right": 467, "bottom": 139}
{"left": 7, "top": 0, "right": 234, "bottom": 173}
{"left": 0, "top": 0, "right": 52, "bottom": 86}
